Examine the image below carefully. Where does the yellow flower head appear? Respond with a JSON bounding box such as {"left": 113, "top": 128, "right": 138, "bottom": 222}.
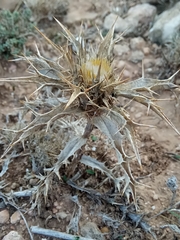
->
{"left": 81, "top": 58, "right": 112, "bottom": 87}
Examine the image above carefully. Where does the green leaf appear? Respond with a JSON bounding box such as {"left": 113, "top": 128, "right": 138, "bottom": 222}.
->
{"left": 86, "top": 169, "right": 95, "bottom": 175}
{"left": 91, "top": 135, "right": 97, "bottom": 142}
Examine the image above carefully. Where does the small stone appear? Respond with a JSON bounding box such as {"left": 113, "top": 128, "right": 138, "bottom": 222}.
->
{"left": 11, "top": 183, "right": 18, "bottom": 190}
{"left": 123, "top": 69, "right": 132, "bottom": 78}
{"left": 130, "top": 107, "right": 135, "bottom": 113}
{"left": 146, "top": 68, "right": 153, "bottom": 73}
{"left": 52, "top": 208, "right": 58, "bottom": 214}
{"left": 116, "top": 60, "right": 126, "bottom": 70}
{"left": 54, "top": 201, "right": 59, "bottom": 207}
{"left": 29, "top": 178, "right": 38, "bottom": 186}
{"left": 81, "top": 222, "right": 105, "bottom": 240}
{"left": 114, "top": 44, "right": 130, "bottom": 56}
{"left": 143, "top": 47, "right": 150, "bottom": 55}
{"left": 135, "top": 112, "right": 143, "bottom": 119}
{"left": 10, "top": 211, "right": 21, "bottom": 224}
{"left": 92, "top": 146, "right": 96, "bottom": 151}
{"left": 0, "top": 209, "right": 10, "bottom": 224}
{"left": 155, "top": 58, "right": 164, "bottom": 67}
{"left": 129, "top": 50, "right": 144, "bottom": 63}
{"left": 56, "top": 211, "right": 68, "bottom": 220}
{"left": 152, "top": 194, "right": 159, "bottom": 201}
{"left": 8, "top": 64, "right": 17, "bottom": 74}
{"left": 130, "top": 37, "right": 146, "bottom": 50}
{"left": 101, "top": 226, "right": 109, "bottom": 233}
{"left": 2, "top": 231, "right": 24, "bottom": 240}
{"left": 103, "top": 13, "right": 126, "bottom": 32}
{"left": 143, "top": 58, "right": 154, "bottom": 68}
{"left": 151, "top": 206, "right": 156, "bottom": 210}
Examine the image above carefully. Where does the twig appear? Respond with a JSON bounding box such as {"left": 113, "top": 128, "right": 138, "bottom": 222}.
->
{"left": 30, "top": 226, "right": 94, "bottom": 240}
{"left": 11, "top": 188, "right": 36, "bottom": 198}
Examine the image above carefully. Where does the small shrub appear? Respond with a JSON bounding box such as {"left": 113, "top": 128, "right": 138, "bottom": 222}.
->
{"left": 0, "top": 8, "right": 34, "bottom": 59}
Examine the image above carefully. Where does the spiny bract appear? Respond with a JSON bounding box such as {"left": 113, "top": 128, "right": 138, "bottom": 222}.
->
{"left": 0, "top": 20, "right": 179, "bottom": 203}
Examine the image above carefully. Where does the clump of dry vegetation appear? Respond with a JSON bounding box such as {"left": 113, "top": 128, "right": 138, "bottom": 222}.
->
{"left": 24, "top": 0, "right": 69, "bottom": 21}
{"left": 0, "top": 20, "right": 179, "bottom": 211}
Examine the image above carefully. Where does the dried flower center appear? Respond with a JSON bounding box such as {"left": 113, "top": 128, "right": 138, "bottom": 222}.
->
{"left": 81, "top": 58, "right": 111, "bottom": 86}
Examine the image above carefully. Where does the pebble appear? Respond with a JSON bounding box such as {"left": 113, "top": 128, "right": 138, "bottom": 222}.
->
{"left": 2, "top": 231, "right": 24, "bottom": 240}
{"left": 81, "top": 222, "right": 105, "bottom": 240}
{"left": 11, "top": 183, "right": 18, "bottom": 190}
{"left": 29, "top": 178, "right": 38, "bottom": 186}
{"left": 101, "top": 226, "right": 109, "bottom": 233}
{"left": 10, "top": 211, "right": 21, "bottom": 224}
{"left": 152, "top": 194, "right": 159, "bottom": 201}
{"left": 143, "top": 47, "right": 150, "bottom": 55}
{"left": 143, "top": 58, "right": 154, "bottom": 68}
{"left": 155, "top": 58, "right": 164, "bottom": 67}
{"left": 116, "top": 60, "right": 126, "bottom": 70}
{"left": 129, "top": 50, "right": 144, "bottom": 63}
{"left": 151, "top": 206, "right": 156, "bottom": 210}
{"left": 114, "top": 44, "right": 130, "bottom": 56}
{"left": 56, "top": 211, "right": 68, "bottom": 220}
{"left": 8, "top": 64, "right": 17, "bottom": 74}
{"left": 130, "top": 37, "right": 146, "bottom": 50}
{"left": 123, "top": 69, "right": 132, "bottom": 79}
{"left": 135, "top": 112, "right": 143, "bottom": 119}
{"left": 0, "top": 209, "right": 10, "bottom": 224}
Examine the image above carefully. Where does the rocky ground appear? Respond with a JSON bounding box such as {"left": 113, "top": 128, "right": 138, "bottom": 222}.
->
{"left": 0, "top": 0, "right": 180, "bottom": 240}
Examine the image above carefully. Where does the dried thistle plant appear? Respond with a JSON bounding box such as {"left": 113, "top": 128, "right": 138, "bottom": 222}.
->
{"left": 0, "top": 20, "right": 179, "bottom": 206}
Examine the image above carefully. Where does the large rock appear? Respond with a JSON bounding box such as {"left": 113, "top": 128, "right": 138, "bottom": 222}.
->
{"left": 2, "top": 231, "right": 24, "bottom": 240}
{"left": 0, "top": 209, "right": 9, "bottom": 224}
{"left": 149, "top": 2, "right": 180, "bottom": 44}
{"left": 104, "top": 4, "right": 156, "bottom": 36}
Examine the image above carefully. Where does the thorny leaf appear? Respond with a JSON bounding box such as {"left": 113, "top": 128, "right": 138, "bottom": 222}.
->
{"left": 161, "top": 224, "right": 180, "bottom": 234}
{"left": 54, "top": 136, "right": 87, "bottom": 178}
{"left": 80, "top": 155, "right": 125, "bottom": 191}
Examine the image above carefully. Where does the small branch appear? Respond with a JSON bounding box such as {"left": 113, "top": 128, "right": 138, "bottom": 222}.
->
{"left": 30, "top": 226, "right": 94, "bottom": 240}
{"left": 11, "top": 188, "right": 36, "bottom": 198}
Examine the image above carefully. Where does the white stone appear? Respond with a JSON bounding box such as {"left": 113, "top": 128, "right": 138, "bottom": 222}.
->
{"left": 56, "top": 211, "right": 68, "bottom": 219}
{"left": 114, "top": 44, "right": 130, "bottom": 56}
{"left": 130, "top": 37, "right": 146, "bottom": 50}
{"left": 129, "top": 50, "right": 144, "bottom": 63}
{"left": 104, "top": 4, "right": 156, "bottom": 36}
{"left": 143, "top": 47, "right": 150, "bottom": 55}
{"left": 0, "top": 209, "right": 9, "bottom": 224}
{"left": 2, "top": 231, "right": 24, "bottom": 240}
{"left": 149, "top": 2, "right": 180, "bottom": 44}
{"left": 103, "top": 13, "right": 128, "bottom": 32}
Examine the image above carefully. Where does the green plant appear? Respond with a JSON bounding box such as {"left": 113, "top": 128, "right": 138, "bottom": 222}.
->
{"left": 0, "top": 8, "right": 34, "bottom": 59}
{"left": 0, "top": 20, "right": 179, "bottom": 208}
